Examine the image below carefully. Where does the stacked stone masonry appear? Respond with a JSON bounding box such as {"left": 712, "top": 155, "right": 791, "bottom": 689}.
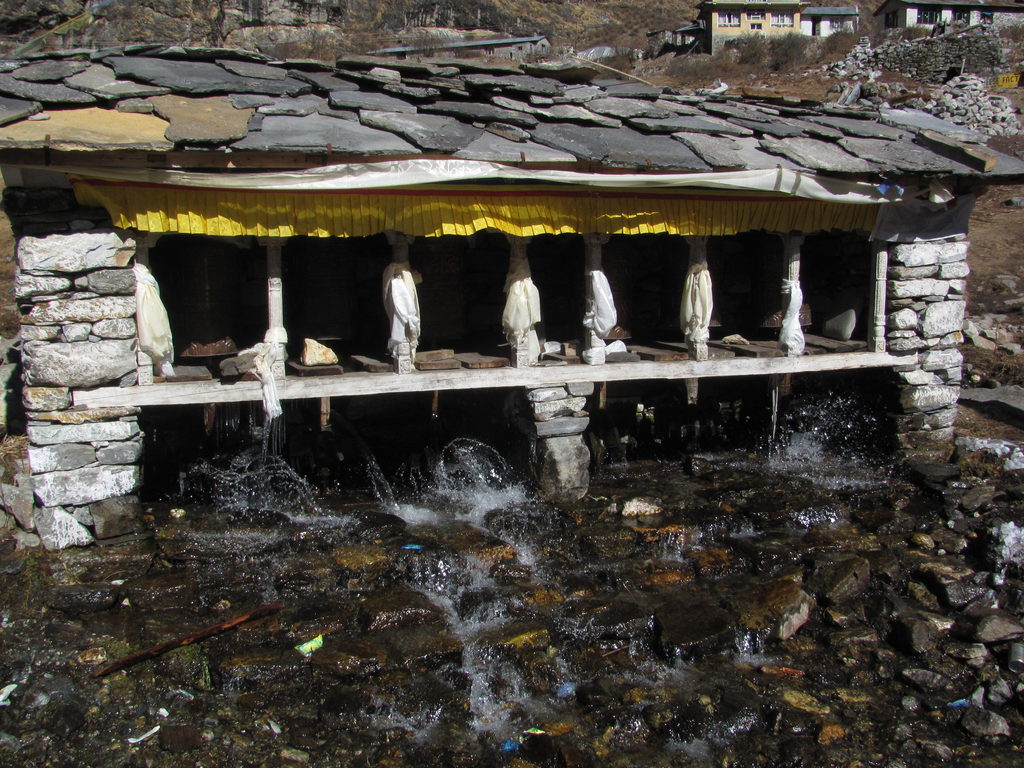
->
{"left": 13, "top": 227, "right": 144, "bottom": 549}
{"left": 887, "top": 238, "right": 968, "bottom": 458}
{"left": 519, "top": 383, "right": 594, "bottom": 503}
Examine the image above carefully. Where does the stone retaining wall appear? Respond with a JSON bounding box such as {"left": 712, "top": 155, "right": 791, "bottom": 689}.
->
{"left": 516, "top": 383, "right": 593, "bottom": 503}
{"left": 828, "top": 32, "right": 1004, "bottom": 85}
{"left": 886, "top": 238, "right": 968, "bottom": 459}
{"left": 5, "top": 184, "right": 146, "bottom": 548}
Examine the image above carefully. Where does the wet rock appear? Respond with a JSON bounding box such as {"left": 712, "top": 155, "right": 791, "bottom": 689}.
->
{"left": 477, "top": 622, "right": 551, "bottom": 654}
{"left": 946, "top": 641, "right": 990, "bottom": 668}
{"left": 917, "top": 561, "right": 989, "bottom": 608}
{"left": 693, "top": 545, "right": 748, "bottom": 578}
{"left": 330, "top": 544, "right": 395, "bottom": 588}
{"left": 581, "top": 526, "right": 635, "bottom": 559}
{"left": 620, "top": 496, "right": 662, "bottom": 517}
{"left": 894, "top": 614, "right": 939, "bottom": 655}
{"left": 214, "top": 649, "right": 312, "bottom": 692}
{"left": 809, "top": 554, "right": 870, "bottom": 605}
{"left": 900, "top": 667, "right": 950, "bottom": 691}
{"left": 312, "top": 637, "right": 389, "bottom": 677}
{"left": 47, "top": 583, "right": 119, "bottom": 614}
{"left": 917, "top": 740, "right": 953, "bottom": 761}
{"left": 359, "top": 587, "right": 444, "bottom": 632}
{"left": 987, "top": 677, "right": 1014, "bottom": 706}
{"left": 734, "top": 577, "right": 815, "bottom": 641}
{"left": 352, "top": 511, "right": 407, "bottom": 541}
{"left": 382, "top": 626, "right": 462, "bottom": 671}
{"left": 533, "top": 434, "right": 589, "bottom": 503}
{"left": 27, "top": 675, "right": 86, "bottom": 737}
{"left": 971, "top": 612, "right": 1024, "bottom": 643}
{"left": 159, "top": 724, "right": 203, "bottom": 753}
{"left": 34, "top": 507, "right": 93, "bottom": 550}
{"left": 961, "top": 708, "right": 1010, "bottom": 741}
{"left": 656, "top": 600, "right": 734, "bottom": 658}
{"left": 125, "top": 571, "right": 197, "bottom": 610}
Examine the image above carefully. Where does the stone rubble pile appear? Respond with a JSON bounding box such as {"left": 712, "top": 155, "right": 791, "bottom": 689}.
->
{"left": 0, "top": 189, "right": 145, "bottom": 550}
{"left": 907, "top": 75, "right": 1021, "bottom": 137}
{"left": 888, "top": 239, "right": 968, "bottom": 458}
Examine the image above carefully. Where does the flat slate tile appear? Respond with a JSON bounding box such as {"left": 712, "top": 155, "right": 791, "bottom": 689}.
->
{"left": 328, "top": 89, "right": 416, "bottom": 114}
{"left": 231, "top": 112, "right": 420, "bottom": 154}
{"left": 878, "top": 108, "right": 986, "bottom": 143}
{"left": 287, "top": 70, "right": 359, "bottom": 91}
{"left": 0, "top": 95, "right": 41, "bottom": 126}
{"left": 11, "top": 60, "right": 90, "bottom": 82}
{"left": 530, "top": 122, "right": 611, "bottom": 162}
{"left": 552, "top": 85, "right": 602, "bottom": 104}
{"left": 604, "top": 83, "right": 664, "bottom": 99}
{"left": 217, "top": 59, "right": 288, "bottom": 80}
{"left": 803, "top": 114, "right": 907, "bottom": 140}
{"left": 0, "top": 108, "right": 172, "bottom": 150}
{"left": 256, "top": 95, "right": 325, "bottom": 116}
{"left": 521, "top": 61, "right": 597, "bottom": 84}
{"left": 760, "top": 136, "right": 877, "bottom": 173}
{"left": 359, "top": 110, "right": 482, "bottom": 152}
{"left": 423, "top": 100, "right": 537, "bottom": 128}
{"left": 628, "top": 114, "right": 753, "bottom": 136}
{"left": 454, "top": 133, "right": 576, "bottom": 163}
{"left": 461, "top": 74, "right": 562, "bottom": 97}
{"left": 66, "top": 64, "right": 171, "bottom": 99}
{"left": 0, "top": 73, "right": 95, "bottom": 105}
{"left": 601, "top": 126, "right": 711, "bottom": 170}
{"left": 674, "top": 134, "right": 801, "bottom": 170}
{"left": 837, "top": 137, "right": 965, "bottom": 173}
{"left": 586, "top": 97, "right": 674, "bottom": 120}
{"left": 107, "top": 57, "right": 310, "bottom": 96}
{"left": 148, "top": 95, "right": 252, "bottom": 144}
{"left": 543, "top": 103, "right": 621, "bottom": 128}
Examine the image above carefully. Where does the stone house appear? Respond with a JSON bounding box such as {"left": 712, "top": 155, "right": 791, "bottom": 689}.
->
{"left": 697, "top": 0, "right": 806, "bottom": 53}
{"left": 875, "top": 0, "right": 1024, "bottom": 30}
{"left": 370, "top": 35, "right": 551, "bottom": 61}
{"left": 0, "top": 46, "right": 1021, "bottom": 548}
{"left": 800, "top": 6, "right": 860, "bottom": 36}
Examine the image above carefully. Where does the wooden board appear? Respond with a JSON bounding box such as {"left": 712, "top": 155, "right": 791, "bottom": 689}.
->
{"left": 543, "top": 352, "right": 580, "bottom": 365}
{"left": 708, "top": 340, "right": 783, "bottom": 358}
{"left": 350, "top": 355, "right": 392, "bottom": 373}
{"left": 416, "top": 358, "right": 461, "bottom": 371}
{"left": 455, "top": 353, "right": 508, "bottom": 369}
{"left": 157, "top": 365, "right": 212, "bottom": 383}
{"left": 75, "top": 351, "right": 905, "bottom": 409}
{"left": 415, "top": 348, "right": 456, "bottom": 363}
{"left": 289, "top": 360, "right": 344, "bottom": 377}
{"left": 654, "top": 341, "right": 737, "bottom": 360}
{"left": 606, "top": 351, "right": 642, "bottom": 363}
{"left": 803, "top": 334, "right": 868, "bottom": 354}
{"left": 629, "top": 344, "right": 688, "bottom": 362}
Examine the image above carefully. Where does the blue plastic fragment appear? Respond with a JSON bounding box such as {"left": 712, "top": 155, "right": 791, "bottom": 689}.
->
{"left": 501, "top": 739, "right": 520, "bottom": 752}
{"left": 401, "top": 544, "right": 424, "bottom": 550}
{"left": 556, "top": 682, "right": 576, "bottom": 698}
{"left": 947, "top": 698, "right": 970, "bottom": 708}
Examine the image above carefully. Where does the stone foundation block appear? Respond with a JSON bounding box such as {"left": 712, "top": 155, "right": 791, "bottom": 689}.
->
{"left": 889, "top": 337, "right": 927, "bottom": 353}
{"left": 1, "top": 483, "right": 35, "bottom": 530}
{"left": 889, "top": 308, "right": 919, "bottom": 331}
{"left": 921, "top": 301, "right": 965, "bottom": 338}
{"left": 28, "top": 443, "right": 96, "bottom": 473}
{"left": 14, "top": 274, "right": 71, "bottom": 299}
{"left": 60, "top": 323, "right": 91, "bottom": 342}
{"left": 526, "top": 386, "right": 569, "bottom": 403}
{"left": 34, "top": 507, "right": 93, "bottom": 550}
{"left": 21, "top": 326, "right": 59, "bottom": 341}
{"left": 890, "top": 265, "right": 938, "bottom": 280}
{"left": 25, "top": 296, "right": 135, "bottom": 325}
{"left": 17, "top": 230, "right": 134, "bottom": 273}
{"left": 892, "top": 241, "right": 966, "bottom": 268}
{"left": 28, "top": 420, "right": 140, "bottom": 446}
{"left": 33, "top": 465, "right": 140, "bottom": 507}
{"left": 920, "top": 349, "right": 962, "bottom": 371}
{"left": 90, "top": 495, "right": 143, "bottom": 539}
{"left": 898, "top": 369, "right": 939, "bottom": 386}
{"left": 31, "top": 406, "right": 138, "bottom": 424}
{"left": 91, "top": 318, "right": 136, "bottom": 339}
{"left": 533, "top": 434, "right": 590, "bottom": 504}
{"left": 23, "top": 386, "right": 70, "bottom": 411}
{"left": 81, "top": 269, "right": 135, "bottom": 295}
{"left": 24, "top": 339, "right": 136, "bottom": 387}
{"left": 889, "top": 279, "right": 950, "bottom": 300}
{"left": 567, "top": 382, "right": 595, "bottom": 396}
{"left": 939, "top": 262, "right": 970, "bottom": 279}
{"left": 96, "top": 440, "right": 142, "bottom": 465}
{"left": 533, "top": 396, "right": 587, "bottom": 420}
{"left": 520, "top": 416, "right": 590, "bottom": 438}
{"left": 899, "top": 385, "right": 959, "bottom": 413}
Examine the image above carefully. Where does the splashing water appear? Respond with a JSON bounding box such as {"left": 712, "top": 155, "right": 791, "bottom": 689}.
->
{"left": 183, "top": 448, "right": 321, "bottom": 518}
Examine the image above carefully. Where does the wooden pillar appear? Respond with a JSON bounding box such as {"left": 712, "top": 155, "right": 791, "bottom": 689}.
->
{"left": 505, "top": 235, "right": 536, "bottom": 368}
{"left": 868, "top": 240, "right": 889, "bottom": 353}
{"left": 384, "top": 230, "right": 417, "bottom": 374}
{"left": 134, "top": 233, "right": 160, "bottom": 386}
{"left": 583, "top": 233, "right": 610, "bottom": 365}
{"left": 778, "top": 234, "right": 805, "bottom": 357}
{"left": 260, "top": 238, "right": 287, "bottom": 378}
{"left": 682, "top": 235, "right": 711, "bottom": 362}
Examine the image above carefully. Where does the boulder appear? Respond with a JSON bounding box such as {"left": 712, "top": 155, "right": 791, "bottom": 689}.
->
{"left": 532, "top": 434, "right": 589, "bottom": 502}
{"left": 301, "top": 338, "right": 339, "bottom": 366}
{"left": 34, "top": 507, "right": 94, "bottom": 550}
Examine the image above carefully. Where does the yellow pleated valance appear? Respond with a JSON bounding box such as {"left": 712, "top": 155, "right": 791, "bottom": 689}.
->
{"left": 72, "top": 179, "right": 879, "bottom": 238}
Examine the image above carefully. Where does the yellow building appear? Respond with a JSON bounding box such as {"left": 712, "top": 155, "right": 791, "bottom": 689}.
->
{"left": 698, "top": 0, "right": 807, "bottom": 53}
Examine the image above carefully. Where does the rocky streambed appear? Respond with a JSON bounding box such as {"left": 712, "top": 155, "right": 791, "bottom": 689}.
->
{"left": 2, "top": 440, "right": 1024, "bottom": 767}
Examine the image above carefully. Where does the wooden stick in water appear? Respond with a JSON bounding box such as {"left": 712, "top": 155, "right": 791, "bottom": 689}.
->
{"left": 92, "top": 602, "right": 283, "bottom": 678}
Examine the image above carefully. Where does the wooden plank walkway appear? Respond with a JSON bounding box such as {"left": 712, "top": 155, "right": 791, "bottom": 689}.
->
{"left": 74, "top": 351, "right": 903, "bottom": 408}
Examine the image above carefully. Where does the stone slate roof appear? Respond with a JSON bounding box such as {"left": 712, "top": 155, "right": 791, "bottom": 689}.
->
{"left": 803, "top": 6, "right": 859, "bottom": 15}
{"left": 0, "top": 44, "right": 1021, "bottom": 181}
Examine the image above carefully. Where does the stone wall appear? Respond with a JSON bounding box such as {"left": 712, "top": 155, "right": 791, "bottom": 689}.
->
{"left": 515, "top": 383, "right": 593, "bottom": 503}
{"left": 4, "top": 183, "right": 146, "bottom": 549}
{"left": 886, "top": 238, "right": 968, "bottom": 460}
{"left": 828, "top": 32, "right": 1004, "bottom": 85}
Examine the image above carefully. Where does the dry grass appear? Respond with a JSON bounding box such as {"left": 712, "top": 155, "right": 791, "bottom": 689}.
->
{"left": 0, "top": 434, "right": 27, "bottom": 478}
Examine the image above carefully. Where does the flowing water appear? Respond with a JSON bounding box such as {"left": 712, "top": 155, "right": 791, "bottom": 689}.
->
{"left": 5, "top": 390, "right": 1022, "bottom": 767}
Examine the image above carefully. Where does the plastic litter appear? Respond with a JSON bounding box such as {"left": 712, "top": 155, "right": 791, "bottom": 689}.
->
{"left": 0, "top": 683, "right": 16, "bottom": 706}
{"left": 556, "top": 682, "right": 576, "bottom": 698}
{"left": 156, "top": 707, "right": 169, "bottom": 718}
{"left": 523, "top": 727, "right": 546, "bottom": 735}
{"left": 294, "top": 635, "right": 324, "bottom": 657}
{"left": 947, "top": 698, "right": 970, "bottom": 708}
{"left": 401, "top": 544, "right": 424, "bottom": 551}
{"left": 171, "top": 689, "right": 194, "bottom": 701}
{"left": 127, "top": 725, "right": 160, "bottom": 745}
{"left": 500, "top": 739, "right": 520, "bottom": 752}
{"left": 169, "top": 508, "right": 186, "bottom": 519}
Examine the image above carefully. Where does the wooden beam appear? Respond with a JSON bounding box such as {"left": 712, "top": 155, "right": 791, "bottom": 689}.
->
{"left": 73, "top": 351, "right": 904, "bottom": 408}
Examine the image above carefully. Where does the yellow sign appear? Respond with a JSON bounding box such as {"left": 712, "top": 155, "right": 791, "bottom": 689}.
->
{"left": 994, "top": 73, "right": 1020, "bottom": 88}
